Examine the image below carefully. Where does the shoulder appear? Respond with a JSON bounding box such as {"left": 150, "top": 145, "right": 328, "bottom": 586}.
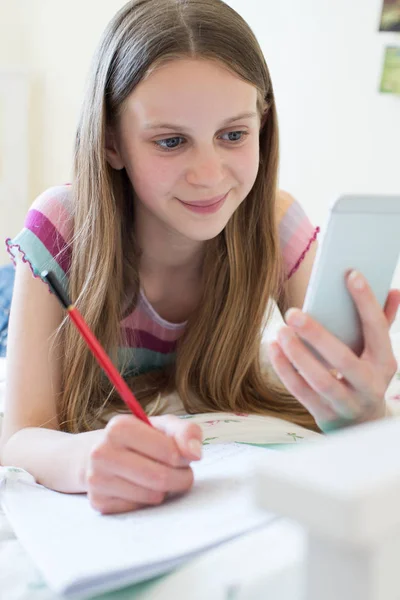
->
{"left": 275, "top": 190, "right": 319, "bottom": 308}
{"left": 276, "top": 189, "right": 319, "bottom": 280}
{"left": 6, "top": 184, "right": 74, "bottom": 291}
{"left": 29, "top": 184, "right": 73, "bottom": 236}
{"left": 276, "top": 189, "right": 297, "bottom": 224}
{"left": 276, "top": 189, "right": 311, "bottom": 235}
{"left": 23, "top": 183, "right": 74, "bottom": 256}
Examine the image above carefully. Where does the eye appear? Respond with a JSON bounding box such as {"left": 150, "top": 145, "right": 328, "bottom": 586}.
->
{"left": 220, "top": 130, "right": 248, "bottom": 143}
{"left": 155, "top": 136, "right": 185, "bottom": 151}
{"left": 153, "top": 130, "right": 249, "bottom": 152}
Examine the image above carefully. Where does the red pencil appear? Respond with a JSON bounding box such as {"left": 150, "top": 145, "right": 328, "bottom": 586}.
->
{"left": 42, "top": 270, "right": 152, "bottom": 426}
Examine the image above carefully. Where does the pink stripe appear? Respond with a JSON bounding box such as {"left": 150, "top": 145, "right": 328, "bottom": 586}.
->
{"left": 121, "top": 306, "right": 185, "bottom": 341}
{"left": 279, "top": 204, "right": 308, "bottom": 247}
{"left": 287, "top": 227, "right": 320, "bottom": 279}
{"left": 282, "top": 216, "right": 316, "bottom": 269}
{"left": 25, "top": 210, "right": 71, "bottom": 274}
{"left": 33, "top": 187, "right": 73, "bottom": 243}
{"left": 122, "top": 328, "right": 179, "bottom": 353}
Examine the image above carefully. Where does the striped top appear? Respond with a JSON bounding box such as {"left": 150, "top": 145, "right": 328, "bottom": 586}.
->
{"left": 5, "top": 185, "right": 319, "bottom": 377}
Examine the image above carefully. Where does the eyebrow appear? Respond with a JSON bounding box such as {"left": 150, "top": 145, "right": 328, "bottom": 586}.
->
{"left": 143, "top": 111, "right": 258, "bottom": 131}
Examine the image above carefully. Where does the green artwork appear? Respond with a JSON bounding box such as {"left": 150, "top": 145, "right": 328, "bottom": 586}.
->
{"left": 286, "top": 432, "right": 304, "bottom": 442}
{"left": 202, "top": 437, "right": 218, "bottom": 445}
{"left": 4, "top": 467, "right": 25, "bottom": 473}
{"left": 379, "top": 0, "right": 400, "bottom": 31}
{"left": 380, "top": 46, "right": 400, "bottom": 95}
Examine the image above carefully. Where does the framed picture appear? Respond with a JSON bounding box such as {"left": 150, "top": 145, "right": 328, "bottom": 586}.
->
{"left": 0, "top": 70, "right": 29, "bottom": 265}
{"left": 379, "top": 46, "right": 400, "bottom": 94}
{"left": 379, "top": 0, "right": 400, "bottom": 32}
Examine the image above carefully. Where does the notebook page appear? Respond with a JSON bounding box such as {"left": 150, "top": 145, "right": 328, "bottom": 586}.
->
{"left": 1, "top": 443, "right": 275, "bottom": 599}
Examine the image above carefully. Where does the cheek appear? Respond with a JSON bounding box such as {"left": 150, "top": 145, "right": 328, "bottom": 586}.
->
{"left": 234, "top": 143, "right": 260, "bottom": 190}
{"left": 126, "top": 150, "right": 178, "bottom": 201}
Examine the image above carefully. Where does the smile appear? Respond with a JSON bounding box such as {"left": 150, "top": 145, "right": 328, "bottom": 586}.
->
{"left": 177, "top": 193, "right": 228, "bottom": 214}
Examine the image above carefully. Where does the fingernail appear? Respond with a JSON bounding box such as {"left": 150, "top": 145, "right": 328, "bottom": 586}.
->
{"left": 348, "top": 270, "right": 364, "bottom": 290}
{"left": 188, "top": 439, "right": 203, "bottom": 459}
{"left": 285, "top": 308, "right": 307, "bottom": 327}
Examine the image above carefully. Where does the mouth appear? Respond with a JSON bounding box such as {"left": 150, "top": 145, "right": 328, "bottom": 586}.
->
{"left": 179, "top": 193, "right": 227, "bottom": 208}
{"left": 177, "top": 192, "right": 228, "bottom": 215}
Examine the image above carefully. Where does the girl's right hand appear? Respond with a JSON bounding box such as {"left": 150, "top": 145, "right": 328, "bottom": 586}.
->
{"left": 85, "top": 414, "right": 203, "bottom": 514}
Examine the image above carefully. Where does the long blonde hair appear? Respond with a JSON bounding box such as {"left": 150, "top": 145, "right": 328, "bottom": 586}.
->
{"left": 60, "top": 0, "right": 317, "bottom": 432}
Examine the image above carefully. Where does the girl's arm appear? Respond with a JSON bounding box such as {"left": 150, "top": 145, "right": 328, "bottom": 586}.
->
{"left": 0, "top": 259, "right": 95, "bottom": 491}
{"left": 0, "top": 261, "right": 202, "bottom": 511}
{"left": 270, "top": 192, "right": 400, "bottom": 433}
{"left": 276, "top": 190, "right": 318, "bottom": 311}
{"left": 1, "top": 427, "right": 102, "bottom": 493}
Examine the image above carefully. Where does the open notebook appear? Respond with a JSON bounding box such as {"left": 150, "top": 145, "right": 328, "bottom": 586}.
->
{"left": 0, "top": 443, "right": 277, "bottom": 600}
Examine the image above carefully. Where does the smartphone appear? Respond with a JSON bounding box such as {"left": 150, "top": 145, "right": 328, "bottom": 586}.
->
{"left": 302, "top": 194, "right": 400, "bottom": 361}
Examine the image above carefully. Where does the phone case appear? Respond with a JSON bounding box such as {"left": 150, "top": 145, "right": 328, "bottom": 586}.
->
{"left": 302, "top": 194, "right": 400, "bottom": 361}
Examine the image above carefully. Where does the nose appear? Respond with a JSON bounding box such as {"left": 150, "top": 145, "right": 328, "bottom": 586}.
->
{"left": 185, "top": 146, "right": 225, "bottom": 188}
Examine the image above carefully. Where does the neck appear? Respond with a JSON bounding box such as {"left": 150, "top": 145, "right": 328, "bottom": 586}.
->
{"left": 135, "top": 202, "right": 204, "bottom": 279}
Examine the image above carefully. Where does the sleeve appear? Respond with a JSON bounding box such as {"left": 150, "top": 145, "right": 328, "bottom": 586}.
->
{"left": 5, "top": 184, "right": 73, "bottom": 293}
{"left": 277, "top": 191, "right": 320, "bottom": 280}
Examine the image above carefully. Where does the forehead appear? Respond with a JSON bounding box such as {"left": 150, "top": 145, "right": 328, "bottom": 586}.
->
{"left": 121, "top": 58, "right": 259, "bottom": 127}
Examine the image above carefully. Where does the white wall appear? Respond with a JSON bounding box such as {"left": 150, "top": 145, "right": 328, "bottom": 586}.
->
{"left": 24, "top": 0, "right": 127, "bottom": 202}
{"left": 0, "top": 0, "right": 33, "bottom": 264}
{"left": 230, "top": 0, "right": 400, "bottom": 289}
{"left": 0, "top": 0, "right": 126, "bottom": 264}
{"left": 1, "top": 0, "right": 399, "bottom": 283}
{"left": 0, "top": 0, "right": 32, "bottom": 63}
{"left": 227, "top": 0, "right": 400, "bottom": 224}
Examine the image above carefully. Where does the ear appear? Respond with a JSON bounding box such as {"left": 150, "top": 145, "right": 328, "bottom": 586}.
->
{"left": 105, "top": 128, "right": 125, "bottom": 170}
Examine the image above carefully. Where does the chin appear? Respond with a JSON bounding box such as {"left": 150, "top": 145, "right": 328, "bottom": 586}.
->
{"left": 182, "top": 220, "right": 230, "bottom": 242}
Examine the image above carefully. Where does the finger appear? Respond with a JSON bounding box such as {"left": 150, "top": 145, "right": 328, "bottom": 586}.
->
{"left": 346, "top": 270, "right": 393, "bottom": 365}
{"left": 267, "top": 341, "right": 336, "bottom": 423}
{"left": 90, "top": 443, "right": 194, "bottom": 494}
{"left": 284, "top": 308, "right": 372, "bottom": 394}
{"left": 105, "top": 414, "right": 184, "bottom": 467}
{"left": 87, "top": 471, "right": 166, "bottom": 506}
{"left": 384, "top": 289, "right": 400, "bottom": 328}
{"left": 276, "top": 326, "right": 360, "bottom": 420}
{"left": 153, "top": 415, "right": 203, "bottom": 461}
{"left": 88, "top": 492, "right": 143, "bottom": 515}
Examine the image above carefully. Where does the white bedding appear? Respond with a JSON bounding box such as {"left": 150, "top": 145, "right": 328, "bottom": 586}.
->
{"left": 1, "top": 331, "right": 400, "bottom": 600}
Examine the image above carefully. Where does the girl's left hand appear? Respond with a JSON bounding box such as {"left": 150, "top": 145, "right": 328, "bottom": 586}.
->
{"left": 268, "top": 270, "right": 400, "bottom": 433}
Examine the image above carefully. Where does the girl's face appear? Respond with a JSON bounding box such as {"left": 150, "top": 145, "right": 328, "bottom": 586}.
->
{"left": 107, "top": 58, "right": 261, "bottom": 243}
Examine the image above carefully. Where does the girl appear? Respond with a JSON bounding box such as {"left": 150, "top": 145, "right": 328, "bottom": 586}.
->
{"left": 1, "top": 0, "right": 398, "bottom": 514}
